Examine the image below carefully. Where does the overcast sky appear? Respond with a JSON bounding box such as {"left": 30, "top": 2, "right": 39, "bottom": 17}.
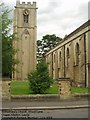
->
{"left": 2, "top": 0, "right": 90, "bottom": 40}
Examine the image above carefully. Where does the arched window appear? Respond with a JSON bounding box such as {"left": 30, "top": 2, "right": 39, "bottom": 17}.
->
{"left": 67, "top": 48, "right": 70, "bottom": 67}
{"left": 76, "top": 43, "right": 80, "bottom": 65}
{"left": 59, "top": 51, "right": 61, "bottom": 68}
{"left": 23, "top": 9, "right": 29, "bottom": 23}
{"left": 59, "top": 51, "right": 61, "bottom": 61}
{"left": 53, "top": 53, "right": 55, "bottom": 63}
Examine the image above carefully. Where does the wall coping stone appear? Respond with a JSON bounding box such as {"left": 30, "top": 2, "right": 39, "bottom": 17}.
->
{"left": 10, "top": 94, "right": 90, "bottom": 101}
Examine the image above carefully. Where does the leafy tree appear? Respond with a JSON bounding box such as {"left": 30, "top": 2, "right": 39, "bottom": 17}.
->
{"left": 1, "top": 3, "right": 19, "bottom": 78}
{"left": 0, "top": 3, "right": 2, "bottom": 78}
{"left": 37, "top": 34, "right": 62, "bottom": 59}
{"left": 28, "top": 59, "right": 53, "bottom": 94}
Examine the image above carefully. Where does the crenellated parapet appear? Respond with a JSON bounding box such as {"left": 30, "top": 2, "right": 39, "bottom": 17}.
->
{"left": 16, "top": 0, "right": 37, "bottom": 8}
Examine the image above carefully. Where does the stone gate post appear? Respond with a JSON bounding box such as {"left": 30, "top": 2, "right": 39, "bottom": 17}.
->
{"left": 58, "top": 78, "right": 71, "bottom": 100}
{"left": 2, "top": 78, "right": 11, "bottom": 101}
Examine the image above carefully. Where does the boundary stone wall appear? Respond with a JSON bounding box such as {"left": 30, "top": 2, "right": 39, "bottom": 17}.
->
{"left": 2, "top": 78, "right": 11, "bottom": 101}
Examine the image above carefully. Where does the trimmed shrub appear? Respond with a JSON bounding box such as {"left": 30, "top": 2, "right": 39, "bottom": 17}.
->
{"left": 28, "top": 59, "right": 53, "bottom": 94}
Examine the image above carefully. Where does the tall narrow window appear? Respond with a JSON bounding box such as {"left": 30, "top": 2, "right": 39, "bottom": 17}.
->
{"left": 59, "top": 51, "right": 61, "bottom": 68}
{"left": 53, "top": 53, "right": 55, "bottom": 71}
{"left": 54, "top": 53, "right": 55, "bottom": 63}
{"left": 23, "top": 9, "right": 29, "bottom": 23}
{"left": 76, "top": 43, "right": 80, "bottom": 65}
{"left": 67, "top": 48, "right": 70, "bottom": 67}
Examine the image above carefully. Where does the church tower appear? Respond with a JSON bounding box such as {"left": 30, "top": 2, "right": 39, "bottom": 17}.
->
{"left": 13, "top": 0, "right": 37, "bottom": 80}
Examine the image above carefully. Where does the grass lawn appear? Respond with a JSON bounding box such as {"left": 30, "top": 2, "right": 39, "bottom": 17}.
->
{"left": 71, "top": 87, "right": 90, "bottom": 94}
{"left": 11, "top": 80, "right": 90, "bottom": 95}
{"left": 11, "top": 80, "right": 31, "bottom": 95}
{"left": 45, "top": 84, "right": 59, "bottom": 94}
{"left": 11, "top": 80, "right": 59, "bottom": 95}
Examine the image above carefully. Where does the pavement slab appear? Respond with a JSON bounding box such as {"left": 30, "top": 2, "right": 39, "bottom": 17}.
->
{"left": 2, "top": 99, "right": 89, "bottom": 109}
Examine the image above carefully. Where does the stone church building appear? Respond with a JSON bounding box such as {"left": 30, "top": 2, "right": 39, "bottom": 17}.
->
{"left": 45, "top": 20, "right": 90, "bottom": 87}
{"left": 13, "top": 1, "right": 37, "bottom": 80}
{"left": 12, "top": 1, "right": 90, "bottom": 87}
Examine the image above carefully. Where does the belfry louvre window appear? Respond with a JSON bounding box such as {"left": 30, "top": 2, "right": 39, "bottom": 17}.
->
{"left": 23, "top": 9, "right": 29, "bottom": 23}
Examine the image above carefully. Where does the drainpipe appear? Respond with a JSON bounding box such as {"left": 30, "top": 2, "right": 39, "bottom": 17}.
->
{"left": 84, "top": 33, "right": 87, "bottom": 87}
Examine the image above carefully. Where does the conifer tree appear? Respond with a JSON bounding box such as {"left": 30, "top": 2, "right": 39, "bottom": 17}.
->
{"left": 28, "top": 59, "right": 53, "bottom": 94}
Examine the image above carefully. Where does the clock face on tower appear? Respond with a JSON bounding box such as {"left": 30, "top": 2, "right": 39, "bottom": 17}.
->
{"left": 23, "top": 9, "right": 29, "bottom": 23}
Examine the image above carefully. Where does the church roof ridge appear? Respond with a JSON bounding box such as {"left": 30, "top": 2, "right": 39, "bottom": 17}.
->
{"left": 64, "top": 20, "right": 90, "bottom": 41}
{"left": 45, "top": 20, "right": 90, "bottom": 56}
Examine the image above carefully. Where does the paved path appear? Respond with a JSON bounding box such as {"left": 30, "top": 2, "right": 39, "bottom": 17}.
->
{"left": 2, "top": 99, "right": 88, "bottom": 108}
{"left": 1, "top": 99, "right": 89, "bottom": 119}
